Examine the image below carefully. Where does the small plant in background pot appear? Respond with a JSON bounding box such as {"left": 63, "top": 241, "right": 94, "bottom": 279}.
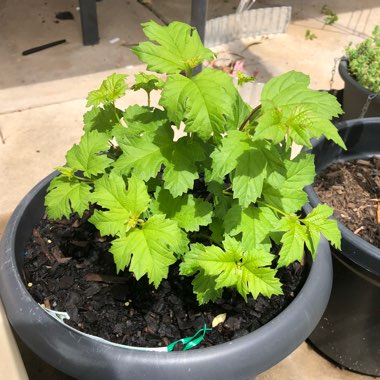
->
{"left": 0, "top": 20, "right": 347, "bottom": 380}
{"left": 346, "top": 25, "right": 380, "bottom": 94}
{"left": 339, "top": 25, "right": 380, "bottom": 119}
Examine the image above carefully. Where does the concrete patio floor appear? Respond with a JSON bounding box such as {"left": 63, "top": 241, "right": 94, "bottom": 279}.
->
{"left": 0, "top": 0, "right": 379, "bottom": 378}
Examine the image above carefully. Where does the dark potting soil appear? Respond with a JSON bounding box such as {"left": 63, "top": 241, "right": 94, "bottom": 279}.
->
{"left": 23, "top": 213, "right": 307, "bottom": 350}
{"left": 314, "top": 157, "right": 380, "bottom": 249}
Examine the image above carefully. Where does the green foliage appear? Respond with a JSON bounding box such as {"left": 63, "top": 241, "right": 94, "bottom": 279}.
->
{"left": 321, "top": 5, "right": 338, "bottom": 26}
{"left": 86, "top": 73, "right": 128, "bottom": 107}
{"left": 45, "top": 21, "right": 343, "bottom": 305}
{"left": 346, "top": 25, "right": 380, "bottom": 93}
{"left": 236, "top": 71, "right": 255, "bottom": 86}
{"left": 305, "top": 30, "right": 317, "bottom": 40}
{"left": 180, "top": 237, "right": 282, "bottom": 303}
{"left": 131, "top": 21, "right": 214, "bottom": 75}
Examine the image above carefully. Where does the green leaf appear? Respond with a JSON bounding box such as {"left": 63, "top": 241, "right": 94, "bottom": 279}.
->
{"left": 181, "top": 238, "right": 282, "bottom": 301}
{"left": 216, "top": 73, "right": 252, "bottom": 131}
{"left": 192, "top": 271, "right": 223, "bottom": 304}
{"left": 236, "top": 71, "right": 255, "bottom": 86}
{"left": 66, "top": 131, "right": 112, "bottom": 177}
{"left": 110, "top": 214, "right": 185, "bottom": 287}
{"left": 83, "top": 105, "right": 122, "bottom": 135}
{"left": 86, "top": 73, "right": 127, "bottom": 107}
{"left": 162, "top": 136, "right": 205, "bottom": 197}
{"left": 131, "top": 72, "right": 164, "bottom": 93}
{"left": 283, "top": 153, "right": 315, "bottom": 190}
{"left": 241, "top": 250, "right": 283, "bottom": 299}
{"left": 120, "top": 105, "right": 170, "bottom": 137}
{"left": 276, "top": 215, "right": 308, "bottom": 267}
{"left": 90, "top": 172, "right": 150, "bottom": 236}
{"left": 131, "top": 21, "right": 214, "bottom": 74}
{"left": 302, "top": 204, "right": 341, "bottom": 256}
{"left": 262, "top": 184, "right": 308, "bottom": 214}
{"left": 45, "top": 175, "right": 92, "bottom": 219}
{"left": 262, "top": 153, "right": 315, "bottom": 214}
{"left": 232, "top": 146, "right": 267, "bottom": 207}
{"left": 114, "top": 126, "right": 205, "bottom": 196}
{"left": 253, "top": 71, "right": 346, "bottom": 149}
{"left": 113, "top": 125, "right": 173, "bottom": 180}
{"left": 224, "top": 202, "right": 279, "bottom": 251}
{"left": 209, "top": 130, "right": 251, "bottom": 181}
{"left": 261, "top": 143, "right": 287, "bottom": 188}
{"left": 151, "top": 188, "right": 213, "bottom": 232}
{"left": 159, "top": 68, "right": 234, "bottom": 141}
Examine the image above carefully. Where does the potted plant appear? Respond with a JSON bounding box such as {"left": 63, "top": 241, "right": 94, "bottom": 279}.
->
{"left": 305, "top": 118, "right": 380, "bottom": 377}
{"left": 0, "top": 21, "right": 344, "bottom": 379}
{"left": 339, "top": 25, "right": 380, "bottom": 119}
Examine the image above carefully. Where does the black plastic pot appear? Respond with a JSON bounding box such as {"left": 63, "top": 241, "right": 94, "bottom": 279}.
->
{"left": 0, "top": 173, "right": 333, "bottom": 380}
{"left": 339, "top": 57, "right": 380, "bottom": 120}
{"left": 305, "top": 118, "right": 380, "bottom": 377}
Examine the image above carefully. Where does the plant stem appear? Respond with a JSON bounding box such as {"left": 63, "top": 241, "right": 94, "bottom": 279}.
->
{"left": 74, "top": 175, "right": 93, "bottom": 183}
{"left": 239, "top": 104, "right": 261, "bottom": 131}
{"left": 223, "top": 190, "right": 233, "bottom": 196}
{"left": 147, "top": 92, "right": 151, "bottom": 108}
{"left": 112, "top": 103, "right": 121, "bottom": 123}
{"left": 256, "top": 200, "right": 287, "bottom": 217}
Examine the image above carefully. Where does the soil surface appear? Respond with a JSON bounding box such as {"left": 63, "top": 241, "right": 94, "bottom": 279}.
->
{"left": 314, "top": 157, "right": 380, "bottom": 248}
{"left": 23, "top": 213, "right": 307, "bottom": 350}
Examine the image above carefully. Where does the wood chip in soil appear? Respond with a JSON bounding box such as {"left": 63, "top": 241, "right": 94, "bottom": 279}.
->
{"left": 314, "top": 157, "right": 380, "bottom": 248}
{"left": 23, "top": 212, "right": 307, "bottom": 350}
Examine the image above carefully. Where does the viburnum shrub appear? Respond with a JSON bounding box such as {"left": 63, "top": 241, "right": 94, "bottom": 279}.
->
{"left": 45, "top": 21, "right": 345, "bottom": 304}
{"left": 346, "top": 25, "right": 380, "bottom": 93}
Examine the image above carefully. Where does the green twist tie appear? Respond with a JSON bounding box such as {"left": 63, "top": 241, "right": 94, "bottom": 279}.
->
{"left": 167, "top": 324, "right": 212, "bottom": 352}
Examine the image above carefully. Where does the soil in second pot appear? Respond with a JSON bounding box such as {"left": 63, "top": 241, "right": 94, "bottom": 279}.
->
{"left": 314, "top": 157, "right": 380, "bottom": 249}
{"left": 22, "top": 212, "right": 307, "bottom": 350}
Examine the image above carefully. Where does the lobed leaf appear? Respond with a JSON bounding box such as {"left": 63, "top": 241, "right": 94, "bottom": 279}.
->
{"left": 90, "top": 172, "right": 150, "bottom": 236}
{"left": 253, "top": 71, "right": 346, "bottom": 149}
{"left": 86, "top": 73, "right": 127, "bottom": 107}
{"left": 276, "top": 215, "right": 308, "bottom": 267}
{"left": 208, "top": 130, "right": 251, "bottom": 181}
{"left": 224, "top": 202, "right": 279, "bottom": 251}
{"left": 191, "top": 271, "right": 223, "bottom": 305}
{"left": 131, "top": 72, "right": 164, "bottom": 93}
{"left": 114, "top": 125, "right": 205, "bottom": 196}
{"left": 302, "top": 204, "right": 341, "bottom": 256}
{"left": 45, "top": 176, "right": 92, "bottom": 219}
{"left": 110, "top": 214, "right": 186, "bottom": 287}
{"left": 131, "top": 21, "right": 214, "bottom": 74}
{"left": 65, "top": 131, "right": 112, "bottom": 177}
{"left": 120, "top": 105, "right": 170, "bottom": 137}
{"left": 181, "top": 238, "right": 282, "bottom": 302}
{"left": 232, "top": 147, "right": 267, "bottom": 207}
{"left": 159, "top": 69, "right": 234, "bottom": 141}
{"left": 151, "top": 188, "right": 213, "bottom": 232}
{"left": 83, "top": 105, "right": 122, "bottom": 136}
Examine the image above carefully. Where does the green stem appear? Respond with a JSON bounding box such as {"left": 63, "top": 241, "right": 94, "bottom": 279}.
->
{"left": 74, "top": 175, "right": 93, "bottom": 183}
{"left": 256, "top": 200, "right": 287, "bottom": 217}
{"left": 112, "top": 102, "right": 121, "bottom": 123}
{"left": 239, "top": 104, "right": 261, "bottom": 131}
{"left": 147, "top": 92, "right": 151, "bottom": 107}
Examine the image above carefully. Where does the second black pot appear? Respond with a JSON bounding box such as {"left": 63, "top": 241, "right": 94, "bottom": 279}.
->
{"left": 305, "top": 117, "right": 380, "bottom": 376}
